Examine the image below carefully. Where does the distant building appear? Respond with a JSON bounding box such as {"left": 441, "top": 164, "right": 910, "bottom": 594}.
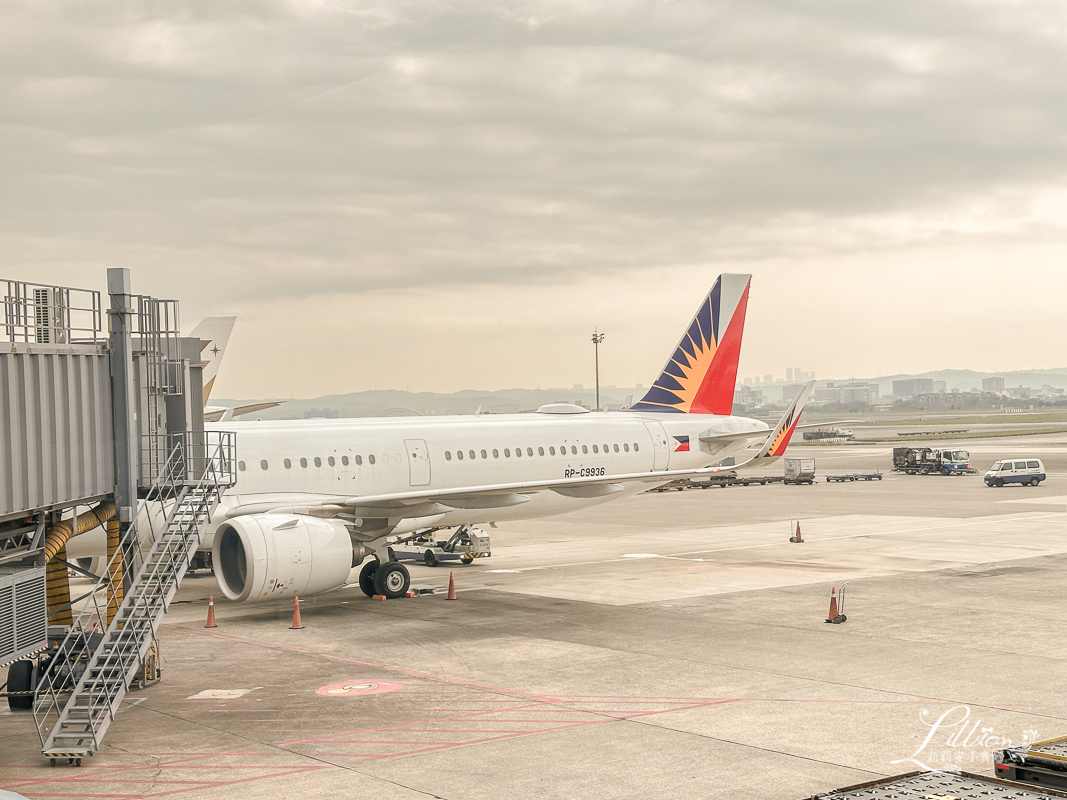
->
{"left": 893, "top": 378, "right": 935, "bottom": 397}
{"left": 1007, "top": 386, "right": 1032, "bottom": 399}
{"left": 816, "top": 382, "right": 878, "bottom": 405}
{"left": 734, "top": 386, "right": 763, "bottom": 406}
{"left": 786, "top": 368, "right": 794, "bottom": 382}
{"left": 781, "top": 384, "right": 805, "bottom": 403}
{"left": 763, "top": 374, "right": 773, "bottom": 384}
{"left": 982, "top": 376, "right": 1006, "bottom": 392}
{"left": 933, "top": 381, "right": 947, "bottom": 393}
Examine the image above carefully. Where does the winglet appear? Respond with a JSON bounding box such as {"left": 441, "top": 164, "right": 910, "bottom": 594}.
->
{"left": 754, "top": 380, "right": 815, "bottom": 463}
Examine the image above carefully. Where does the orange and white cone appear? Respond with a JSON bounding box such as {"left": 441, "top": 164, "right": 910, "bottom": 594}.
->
{"left": 795, "top": 521, "right": 803, "bottom": 542}
{"left": 204, "top": 595, "right": 217, "bottom": 628}
{"left": 825, "top": 588, "right": 839, "bottom": 623}
{"left": 290, "top": 596, "right": 304, "bottom": 629}
{"left": 446, "top": 572, "right": 457, "bottom": 600}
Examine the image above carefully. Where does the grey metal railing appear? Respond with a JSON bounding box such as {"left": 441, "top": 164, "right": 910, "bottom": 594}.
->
{"left": 32, "top": 431, "right": 235, "bottom": 764}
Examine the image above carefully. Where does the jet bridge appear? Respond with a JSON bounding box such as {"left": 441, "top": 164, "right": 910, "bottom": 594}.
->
{"left": 0, "top": 270, "right": 236, "bottom": 766}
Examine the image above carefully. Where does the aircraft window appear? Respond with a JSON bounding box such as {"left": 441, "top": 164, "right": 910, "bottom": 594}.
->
{"left": 369, "top": 454, "right": 376, "bottom": 465}
{"left": 381, "top": 454, "right": 389, "bottom": 464}
{"left": 284, "top": 458, "right": 292, "bottom": 469}
{"left": 328, "top": 456, "right": 336, "bottom": 466}
{"left": 314, "top": 457, "right": 322, "bottom": 467}
{"left": 493, "top": 449, "right": 499, "bottom": 458}
{"left": 538, "top": 447, "right": 545, "bottom": 456}
{"left": 341, "top": 456, "right": 349, "bottom": 466}
{"left": 613, "top": 444, "right": 620, "bottom": 453}
{"left": 457, "top": 450, "right": 464, "bottom": 460}
{"left": 515, "top": 447, "right": 522, "bottom": 457}
{"left": 633, "top": 443, "right": 639, "bottom": 452}
{"left": 560, "top": 444, "right": 566, "bottom": 453}
{"left": 469, "top": 450, "right": 476, "bottom": 460}
{"left": 481, "top": 449, "right": 488, "bottom": 459}
{"left": 238, "top": 461, "right": 245, "bottom": 471}
{"left": 592, "top": 445, "right": 598, "bottom": 454}
{"left": 260, "top": 460, "right": 268, "bottom": 470}
{"left": 355, "top": 455, "right": 363, "bottom": 465}
{"left": 623, "top": 443, "right": 630, "bottom": 452}
{"left": 582, "top": 445, "right": 588, "bottom": 455}
{"left": 504, "top": 448, "right": 511, "bottom": 457}
{"left": 527, "top": 447, "right": 534, "bottom": 457}
{"left": 549, "top": 446, "right": 556, "bottom": 455}
{"left": 445, "top": 451, "right": 452, "bottom": 461}
{"left": 603, "top": 443, "right": 609, "bottom": 452}
{"left": 299, "top": 457, "right": 307, "bottom": 468}
{"left": 570, "top": 446, "right": 577, "bottom": 455}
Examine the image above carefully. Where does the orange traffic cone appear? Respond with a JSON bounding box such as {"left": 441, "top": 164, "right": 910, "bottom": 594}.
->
{"left": 446, "top": 572, "right": 457, "bottom": 600}
{"left": 290, "top": 596, "right": 304, "bottom": 629}
{"left": 790, "top": 520, "right": 804, "bottom": 543}
{"left": 204, "top": 595, "right": 217, "bottom": 628}
{"left": 825, "top": 587, "right": 838, "bottom": 623}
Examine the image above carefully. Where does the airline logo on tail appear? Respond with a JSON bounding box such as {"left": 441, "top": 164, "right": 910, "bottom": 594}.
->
{"left": 628, "top": 274, "right": 751, "bottom": 415}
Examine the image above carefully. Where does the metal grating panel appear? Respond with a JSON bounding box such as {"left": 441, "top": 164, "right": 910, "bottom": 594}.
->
{"left": 814, "top": 771, "right": 1067, "bottom": 799}
{"left": 0, "top": 567, "right": 47, "bottom": 665}
{"left": 0, "top": 584, "right": 13, "bottom": 657}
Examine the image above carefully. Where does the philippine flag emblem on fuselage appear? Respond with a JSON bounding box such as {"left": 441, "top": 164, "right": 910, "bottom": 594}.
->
{"left": 674, "top": 436, "right": 690, "bottom": 452}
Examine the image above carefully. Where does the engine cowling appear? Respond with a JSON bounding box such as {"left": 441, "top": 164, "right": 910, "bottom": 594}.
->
{"left": 212, "top": 514, "right": 355, "bottom": 602}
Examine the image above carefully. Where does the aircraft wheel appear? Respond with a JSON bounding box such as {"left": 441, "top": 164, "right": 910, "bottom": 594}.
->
{"left": 423, "top": 550, "right": 437, "bottom": 567}
{"left": 374, "top": 562, "right": 410, "bottom": 599}
{"left": 358, "top": 560, "right": 378, "bottom": 597}
{"left": 7, "top": 661, "right": 34, "bottom": 711}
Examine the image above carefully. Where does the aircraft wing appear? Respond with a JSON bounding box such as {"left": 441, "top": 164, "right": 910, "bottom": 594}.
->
{"left": 226, "top": 383, "right": 815, "bottom": 527}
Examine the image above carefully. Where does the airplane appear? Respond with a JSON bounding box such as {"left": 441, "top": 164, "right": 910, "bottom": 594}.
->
{"left": 206, "top": 274, "right": 815, "bottom": 604}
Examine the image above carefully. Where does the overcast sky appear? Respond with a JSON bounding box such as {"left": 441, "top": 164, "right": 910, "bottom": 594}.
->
{"left": 4, "top": 0, "right": 1067, "bottom": 398}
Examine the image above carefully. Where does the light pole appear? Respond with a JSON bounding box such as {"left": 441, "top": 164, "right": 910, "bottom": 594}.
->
{"left": 591, "top": 330, "right": 605, "bottom": 411}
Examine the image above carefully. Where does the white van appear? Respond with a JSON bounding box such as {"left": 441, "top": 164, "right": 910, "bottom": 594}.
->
{"left": 984, "top": 458, "right": 1046, "bottom": 487}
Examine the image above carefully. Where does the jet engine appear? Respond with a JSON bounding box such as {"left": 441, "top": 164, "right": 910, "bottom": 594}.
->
{"left": 212, "top": 514, "right": 355, "bottom": 602}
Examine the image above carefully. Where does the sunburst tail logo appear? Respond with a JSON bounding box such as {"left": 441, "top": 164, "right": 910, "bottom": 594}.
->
{"left": 628, "top": 274, "right": 751, "bottom": 415}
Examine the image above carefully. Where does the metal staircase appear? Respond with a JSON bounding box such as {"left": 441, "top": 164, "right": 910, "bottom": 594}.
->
{"left": 33, "top": 432, "right": 235, "bottom": 765}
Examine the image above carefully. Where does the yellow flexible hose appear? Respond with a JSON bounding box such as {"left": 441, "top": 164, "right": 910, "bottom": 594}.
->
{"left": 44, "top": 501, "right": 118, "bottom": 625}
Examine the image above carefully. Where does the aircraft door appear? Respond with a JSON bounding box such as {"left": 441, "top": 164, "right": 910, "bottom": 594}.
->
{"left": 642, "top": 422, "right": 670, "bottom": 471}
{"left": 405, "top": 439, "right": 431, "bottom": 486}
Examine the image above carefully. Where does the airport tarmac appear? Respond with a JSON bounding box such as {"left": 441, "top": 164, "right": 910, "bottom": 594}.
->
{"left": 3, "top": 438, "right": 1067, "bottom": 799}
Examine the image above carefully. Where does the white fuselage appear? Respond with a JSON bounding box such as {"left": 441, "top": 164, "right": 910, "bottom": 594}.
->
{"left": 212, "top": 410, "right": 769, "bottom": 531}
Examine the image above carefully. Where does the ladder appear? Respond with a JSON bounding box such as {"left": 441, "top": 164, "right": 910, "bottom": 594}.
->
{"left": 34, "top": 432, "right": 235, "bottom": 764}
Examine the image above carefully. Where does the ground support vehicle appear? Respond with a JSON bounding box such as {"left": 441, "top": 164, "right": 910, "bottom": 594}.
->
{"left": 995, "top": 735, "right": 1067, "bottom": 790}
{"left": 892, "top": 447, "right": 976, "bottom": 475}
{"left": 784, "top": 457, "right": 816, "bottom": 485}
{"left": 985, "top": 458, "right": 1047, "bottom": 487}
{"left": 386, "top": 526, "right": 491, "bottom": 567}
{"left": 826, "top": 471, "right": 883, "bottom": 482}
{"left": 809, "top": 770, "right": 1067, "bottom": 799}
{"left": 650, "top": 479, "right": 690, "bottom": 492}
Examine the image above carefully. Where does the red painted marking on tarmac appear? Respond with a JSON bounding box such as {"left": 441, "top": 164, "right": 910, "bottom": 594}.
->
{"left": 315, "top": 679, "right": 402, "bottom": 697}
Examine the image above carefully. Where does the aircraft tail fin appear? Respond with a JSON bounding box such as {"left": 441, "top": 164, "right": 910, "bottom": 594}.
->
{"left": 190, "top": 316, "right": 236, "bottom": 405}
{"left": 627, "top": 274, "right": 751, "bottom": 415}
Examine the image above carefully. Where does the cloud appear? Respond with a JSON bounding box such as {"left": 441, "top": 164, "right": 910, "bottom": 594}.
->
{"left": 3, "top": 0, "right": 1067, "bottom": 391}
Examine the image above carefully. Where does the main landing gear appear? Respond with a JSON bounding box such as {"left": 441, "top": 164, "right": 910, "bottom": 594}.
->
{"left": 357, "top": 558, "right": 410, "bottom": 599}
